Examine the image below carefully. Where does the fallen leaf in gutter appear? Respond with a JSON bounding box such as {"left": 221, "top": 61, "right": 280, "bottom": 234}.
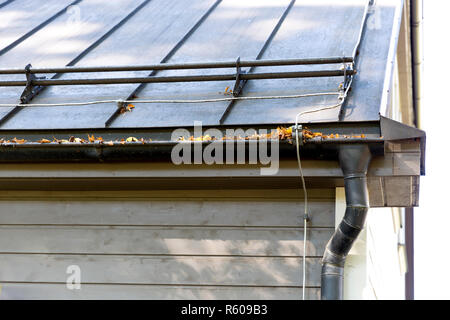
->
{"left": 12, "top": 137, "right": 26, "bottom": 144}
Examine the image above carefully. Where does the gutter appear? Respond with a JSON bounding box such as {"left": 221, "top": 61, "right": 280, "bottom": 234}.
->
{"left": 0, "top": 117, "right": 423, "bottom": 166}
{"left": 0, "top": 139, "right": 384, "bottom": 163}
{"left": 0, "top": 120, "right": 389, "bottom": 162}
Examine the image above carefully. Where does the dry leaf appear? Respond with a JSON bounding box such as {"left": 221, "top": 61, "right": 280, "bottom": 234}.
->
{"left": 126, "top": 137, "right": 138, "bottom": 142}
{"left": 12, "top": 137, "right": 26, "bottom": 144}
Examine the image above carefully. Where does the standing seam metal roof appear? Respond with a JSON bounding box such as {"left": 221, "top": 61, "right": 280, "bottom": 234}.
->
{"left": 0, "top": 0, "right": 403, "bottom": 130}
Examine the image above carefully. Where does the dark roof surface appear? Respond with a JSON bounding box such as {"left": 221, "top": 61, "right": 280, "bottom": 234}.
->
{"left": 0, "top": 0, "right": 403, "bottom": 130}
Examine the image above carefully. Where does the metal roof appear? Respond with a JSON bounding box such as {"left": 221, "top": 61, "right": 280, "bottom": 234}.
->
{"left": 0, "top": 0, "right": 403, "bottom": 130}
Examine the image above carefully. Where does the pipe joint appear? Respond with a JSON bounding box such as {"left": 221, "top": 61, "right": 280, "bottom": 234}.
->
{"left": 322, "top": 248, "right": 346, "bottom": 267}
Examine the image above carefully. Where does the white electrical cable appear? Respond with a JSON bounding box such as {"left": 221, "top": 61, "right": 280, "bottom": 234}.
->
{"left": 295, "top": 97, "right": 343, "bottom": 301}
{"left": 294, "top": 78, "right": 351, "bottom": 300}
{"left": 295, "top": 124, "right": 308, "bottom": 301}
{"left": 0, "top": 92, "right": 340, "bottom": 108}
{"left": 303, "top": 215, "right": 308, "bottom": 300}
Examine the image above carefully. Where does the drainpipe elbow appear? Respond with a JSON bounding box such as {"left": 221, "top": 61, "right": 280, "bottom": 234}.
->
{"left": 321, "top": 144, "right": 371, "bottom": 300}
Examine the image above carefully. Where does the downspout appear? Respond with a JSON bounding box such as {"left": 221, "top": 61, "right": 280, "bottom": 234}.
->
{"left": 405, "top": 0, "right": 423, "bottom": 299}
{"left": 410, "top": 0, "right": 423, "bottom": 129}
{"left": 321, "top": 144, "right": 372, "bottom": 300}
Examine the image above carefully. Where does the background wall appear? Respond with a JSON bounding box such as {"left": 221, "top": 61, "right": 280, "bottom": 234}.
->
{"left": 0, "top": 188, "right": 335, "bottom": 300}
{"left": 336, "top": 187, "right": 406, "bottom": 300}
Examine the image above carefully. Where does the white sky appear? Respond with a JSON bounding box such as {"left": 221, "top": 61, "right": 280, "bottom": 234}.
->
{"left": 414, "top": 0, "right": 450, "bottom": 300}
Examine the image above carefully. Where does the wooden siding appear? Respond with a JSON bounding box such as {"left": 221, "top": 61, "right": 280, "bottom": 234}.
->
{"left": 0, "top": 189, "right": 334, "bottom": 300}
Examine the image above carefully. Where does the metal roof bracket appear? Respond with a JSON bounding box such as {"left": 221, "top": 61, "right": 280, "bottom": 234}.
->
{"left": 291, "top": 124, "right": 303, "bottom": 146}
{"left": 232, "top": 57, "right": 246, "bottom": 97}
{"left": 342, "top": 63, "right": 353, "bottom": 92}
{"left": 19, "top": 64, "right": 45, "bottom": 104}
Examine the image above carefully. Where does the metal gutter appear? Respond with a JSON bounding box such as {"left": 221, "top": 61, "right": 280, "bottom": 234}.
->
{"left": 0, "top": 114, "right": 425, "bottom": 164}
{"left": 0, "top": 138, "right": 384, "bottom": 163}
{"left": 0, "top": 120, "right": 381, "bottom": 140}
{"left": 0, "top": 117, "right": 386, "bottom": 162}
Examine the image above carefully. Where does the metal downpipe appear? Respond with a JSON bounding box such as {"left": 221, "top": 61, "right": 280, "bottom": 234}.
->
{"left": 411, "top": 0, "right": 423, "bottom": 129}
{"left": 321, "top": 144, "right": 372, "bottom": 300}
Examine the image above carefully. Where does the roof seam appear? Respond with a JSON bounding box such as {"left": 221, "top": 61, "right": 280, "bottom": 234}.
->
{"left": 0, "top": 0, "right": 154, "bottom": 127}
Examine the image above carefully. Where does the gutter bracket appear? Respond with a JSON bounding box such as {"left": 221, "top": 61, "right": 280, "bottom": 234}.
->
{"left": 20, "top": 64, "right": 46, "bottom": 104}
{"left": 292, "top": 124, "right": 303, "bottom": 146}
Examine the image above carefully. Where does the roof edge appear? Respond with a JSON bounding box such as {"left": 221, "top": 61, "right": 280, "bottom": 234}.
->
{"left": 380, "top": 115, "right": 426, "bottom": 175}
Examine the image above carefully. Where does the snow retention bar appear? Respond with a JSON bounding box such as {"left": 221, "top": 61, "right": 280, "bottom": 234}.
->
{"left": 0, "top": 57, "right": 354, "bottom": 75}
{"left": 321, "top": 144, "right": 372, "bottom": 300}
{"left": 0, "top": 69, "right": 356, "bottom": 87}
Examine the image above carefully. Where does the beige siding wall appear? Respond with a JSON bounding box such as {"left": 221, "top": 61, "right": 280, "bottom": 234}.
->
{"left": 336, "top": 188, "right": 406, "bottom": 300}
{"left": 365, "top": 207, "right": 406, "bottom": 299}
{"left": 0, "top": 189, "right": 334, "bottom": 300}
